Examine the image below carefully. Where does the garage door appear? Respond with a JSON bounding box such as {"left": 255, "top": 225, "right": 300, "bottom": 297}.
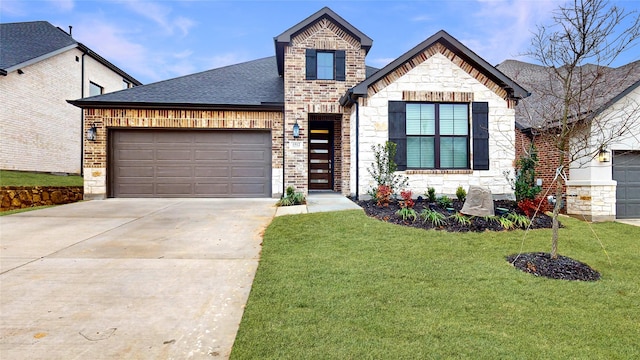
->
{"left": 613, "top": 151, "right": 640, "bottom": 218}
{"left": 111, "top": 130, "right": 271, "bottom": 198}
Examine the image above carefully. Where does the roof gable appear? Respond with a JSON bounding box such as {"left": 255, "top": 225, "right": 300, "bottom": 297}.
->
{"left": 351, "top": 30, "right": 529, "bottom": 103}
{"left": 274, "top": 6, "right": 372, "bottom": 76}
{"left": 0, "top": 21, "right": 77, "bottom": 74}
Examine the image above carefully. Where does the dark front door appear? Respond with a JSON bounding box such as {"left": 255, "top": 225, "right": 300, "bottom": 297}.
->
{"left": 309, "top": 128, "right": 332, "bottom": 190}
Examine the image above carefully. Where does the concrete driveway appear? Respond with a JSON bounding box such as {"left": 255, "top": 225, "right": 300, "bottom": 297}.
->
{"left": 0, "top": 198, "right": 276, "bottom": 359}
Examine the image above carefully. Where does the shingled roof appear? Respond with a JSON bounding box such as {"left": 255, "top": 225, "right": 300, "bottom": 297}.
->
{"left": 69, "top": 56, "right": 284, "bottom": 110}
{"left": 0, "top": 21, "right": 140, "bottom": 84}
{"left": 497, "top": 59, "right": 640, "bottom": 130}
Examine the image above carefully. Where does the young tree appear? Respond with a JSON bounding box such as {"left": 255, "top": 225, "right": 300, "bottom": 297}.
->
{"left": 524, "top": 0, "right": 640, "bottom": 259}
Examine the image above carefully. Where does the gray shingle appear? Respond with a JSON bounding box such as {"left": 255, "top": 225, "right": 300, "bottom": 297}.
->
{"left": 71, "top": 56, "right": 284, "bottom": 108}
{"left": 497, "top": 59, "right": 640, "bottom": 129}
{"left": 0, "top": 21, "right": 76, "bottom": 71}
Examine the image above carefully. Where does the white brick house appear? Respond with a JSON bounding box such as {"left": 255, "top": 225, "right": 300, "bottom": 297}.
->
{"left": 69, "top": 7, "right": 528, "bottom": 200}
{"left": 0, "top": 21, "right": 141, "bottom": 175}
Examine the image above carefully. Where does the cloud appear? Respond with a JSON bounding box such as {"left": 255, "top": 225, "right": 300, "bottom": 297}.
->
{"left": 48, "top": 0, "right": 74, "bottom": 12}
{"left": 119, "top": 0, "right": 196, "bottom": 36}
{"left": 462, "top": 0, "right": 561, "bottom": 64}
{"left": 411, "top": 14, "right": 432, "bottom": 22}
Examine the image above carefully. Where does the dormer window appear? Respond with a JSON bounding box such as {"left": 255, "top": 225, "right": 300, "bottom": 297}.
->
{"left": 305, "top": 49, "right": 345, "bottom": 81}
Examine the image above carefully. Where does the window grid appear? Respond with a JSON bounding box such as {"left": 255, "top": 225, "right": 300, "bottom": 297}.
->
{"left": 406, "top": 103, "right": 469, "bottom": 169}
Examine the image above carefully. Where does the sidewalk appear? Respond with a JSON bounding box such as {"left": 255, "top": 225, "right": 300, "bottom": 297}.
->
{"left": 275, "top": 192, "right": 363, "bottom": 217}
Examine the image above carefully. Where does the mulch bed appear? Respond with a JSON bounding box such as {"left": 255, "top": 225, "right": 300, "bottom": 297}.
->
{"left": 355, "top": 197, "right": 600, "bottom": 281}
{"left": 355, "top": 198, "right": 554, "bottom": 232}
{"left": 506, "top": 252, "right": 601, "bottom": 281}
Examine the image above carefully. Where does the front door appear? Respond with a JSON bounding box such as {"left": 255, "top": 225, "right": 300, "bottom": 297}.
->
{"left": 309, "top": 127, "right": 332, "bottom": 190}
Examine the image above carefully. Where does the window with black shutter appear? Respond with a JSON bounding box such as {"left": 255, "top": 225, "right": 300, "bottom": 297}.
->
{"left": 387, "top": 101, "right": 489, "bottom": 170}
{"left": 305, "top": 49, "right": 346, "bottom": 81}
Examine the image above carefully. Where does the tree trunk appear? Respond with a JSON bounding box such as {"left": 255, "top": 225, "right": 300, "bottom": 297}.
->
{"left": 551, "top": 177, "right": 562, "bottom": 259}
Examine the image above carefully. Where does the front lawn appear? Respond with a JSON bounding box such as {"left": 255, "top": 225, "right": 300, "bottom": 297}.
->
{"left": 0, "top": 170, "right": 83, "bottom": 187}
{"left": 231, "top": 211, "right": 639, "bottom": 359}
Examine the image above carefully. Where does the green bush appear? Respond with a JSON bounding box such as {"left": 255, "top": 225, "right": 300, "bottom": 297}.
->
{"left": 455, "top": 186, "right": 467, "bottom": 202}
{"left": 425, "top": 187, "right": 436, "bottom": 202}
{"left": 367, "top": 141, "right": 408, "bottom": 197}
{"left": 277, "top": 186, "right": 306, "bottom": 206}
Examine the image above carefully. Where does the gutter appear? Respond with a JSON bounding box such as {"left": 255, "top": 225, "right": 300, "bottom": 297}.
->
{"left": 80, "top": 50, "right": 87, "bottom": 176}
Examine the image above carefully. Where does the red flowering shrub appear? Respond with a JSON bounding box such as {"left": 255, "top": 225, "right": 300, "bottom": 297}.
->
{"left": 518, "top": 198, "right": 546, "bottom": 217}
{"left": 399, "top": 190, "right": 414, "bottom": 208}
{"left": 376, "top": 185, "right": 393, "bottom": 207}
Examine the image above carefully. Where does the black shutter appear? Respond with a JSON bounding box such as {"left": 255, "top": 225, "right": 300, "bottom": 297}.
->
{"left": 388, "top": 101, "right": 407, "bottom": 170}
{"left": 305, "top": 49, "right": 317, "bottom": 80}
{"left": 335, "top": 50, "right": 346, "bottom": 81}
{"left": 472, "top": 102, "right": 490, "bottom": 170}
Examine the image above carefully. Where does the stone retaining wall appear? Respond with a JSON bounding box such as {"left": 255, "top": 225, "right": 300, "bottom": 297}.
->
{"left": 0, "top": 186, "right": 83, "bottom": 211}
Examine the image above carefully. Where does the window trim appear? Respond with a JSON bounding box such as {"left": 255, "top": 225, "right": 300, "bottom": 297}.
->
{"left": 305, "top": 49, "right": 346, "bottom": 81}
{"left": 405, "top": 102, "right": 470, "bottom": 170}
{"left": 388, "top": 101, "right": 489, "bottom": 171}
{"left": 89, "top": 81, "right": 103, "bottom": 97}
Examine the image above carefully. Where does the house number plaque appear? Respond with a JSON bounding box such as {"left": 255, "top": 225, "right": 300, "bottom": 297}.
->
{"left": 289, "top": 141, "right": 303, "bottom": 150}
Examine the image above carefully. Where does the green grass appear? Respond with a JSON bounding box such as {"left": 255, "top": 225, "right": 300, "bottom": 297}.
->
{"left": 231, "top": 211, "right": 640, "bottom": 359}
{"left": 0, "top": 170, "right": 83, "bottom": 187}
{"left": 0, "top": 205, "right": 55, "bottom": 216}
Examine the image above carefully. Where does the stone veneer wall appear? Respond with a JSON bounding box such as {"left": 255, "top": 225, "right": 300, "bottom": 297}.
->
{"left": 83, "top": 108, "right": 283, "bottom": 199}
{"left": 354, "top": 48, "right": 517, "bottom": 198}
{"left": 565, "top": 182, "right": 616, "bottom": 222}
{"left": 283, "top": 18, "right": 367, "bottom": 194}
{"left": 1, "top": 186, "right": 83, "bottom": 211}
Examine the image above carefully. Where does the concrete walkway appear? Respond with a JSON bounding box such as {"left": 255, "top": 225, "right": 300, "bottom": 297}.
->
{"left": 0, "top": 199, "right": 275, "bottom": 359}
{"left": 616, "top": 219, "right": 640, "bottom": 227}
{"left": 275, "top": 192, "right": 363, "bottom": 217}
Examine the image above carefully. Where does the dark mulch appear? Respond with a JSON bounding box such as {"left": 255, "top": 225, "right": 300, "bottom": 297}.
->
{"left": 355, "top": 198, "right": 555, "bottom": 232}
{"left": 506, "top": 252, "right": 601, "bottom": 281}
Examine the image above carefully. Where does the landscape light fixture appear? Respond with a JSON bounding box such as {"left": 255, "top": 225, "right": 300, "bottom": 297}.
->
{"left": 86, "top": 123, "right": 98, "bottom": 141}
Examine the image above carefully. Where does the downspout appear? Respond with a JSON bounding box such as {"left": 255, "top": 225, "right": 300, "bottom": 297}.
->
{"left": 354, "top": 98, "right": 360, "bottom": 200}
{"left": 282, "top": 113, "right": 286, "bottom": 197}
{"left": 80, "top": 50, "right": 87, "bottom": 176}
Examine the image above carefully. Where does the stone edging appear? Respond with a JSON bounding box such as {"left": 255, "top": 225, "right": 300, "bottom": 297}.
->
{"left": 1, "top": 186, "right": 83, "bottom": 211}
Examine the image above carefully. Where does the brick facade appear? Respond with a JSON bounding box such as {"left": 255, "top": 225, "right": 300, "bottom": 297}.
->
{"left": 283, "top": 18, "right": 367, "bottom": 195}
{"left": 514, "top": 128, "right": 569, "bottom": 212}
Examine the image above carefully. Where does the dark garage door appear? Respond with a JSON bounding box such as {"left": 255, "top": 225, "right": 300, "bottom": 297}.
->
{"left": 613, "top": 151, "right": 640, "bottom": 218}
{"left": 111, "top": 130, "right": 271, "bottom": 198}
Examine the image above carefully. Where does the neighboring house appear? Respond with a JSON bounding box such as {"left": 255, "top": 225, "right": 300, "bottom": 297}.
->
{"left": 0, "top": 21, "right": 141, "bottom": 175}
{"left": 498, "top": 60, "right": 640, "bottom": 220}
{"left": 69, "top": 7, "right": 528, "bottom": 200}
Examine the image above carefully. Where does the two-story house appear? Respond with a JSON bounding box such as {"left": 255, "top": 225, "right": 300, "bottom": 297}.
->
{"left": 70, "top": 7, "right": 528, "bottom": 200}
{"left": 0, "top": 21, "right": 141, "bottom": 175}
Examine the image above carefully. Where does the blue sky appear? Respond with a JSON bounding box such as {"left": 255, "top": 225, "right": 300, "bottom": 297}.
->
{"left": 2, "top": 0, "right": 639, "bottom": 84}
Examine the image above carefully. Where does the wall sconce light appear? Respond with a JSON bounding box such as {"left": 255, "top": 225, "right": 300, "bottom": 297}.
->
{"left": 86, "top": 123, "right": 98, "bottom": 141}
{"left": 292, "top": 119, "right": 300, "bottom": 138}
{"left": 598, "top": 147, "right": 610, "bottom": 162}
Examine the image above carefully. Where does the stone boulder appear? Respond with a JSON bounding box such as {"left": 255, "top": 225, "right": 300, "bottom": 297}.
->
{"left": 461, "top": 186, "right": 494, "bottom": 217}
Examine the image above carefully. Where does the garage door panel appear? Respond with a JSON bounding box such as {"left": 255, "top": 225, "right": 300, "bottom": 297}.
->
{"left": 232, "top": 150, "right": 268, "bottom": 161}
{"left": 117, "top": 149, "right": 154, "bottom": 161}
{"left": 117, "top": 166, "right": 155, "bottom": 177}
{"left": 613, "top": 151, "right": 640, "bottom": 218}
{"left": 232, "top": 167, "right": 267, "bottom": 177}
{"left": 156, "top": 149, "right": 192, "bottom": 161}
{"left": 156, "top": 183, "right": 193, "bottom": 196}
{"left": 111, "top": 130, "right": 271, "bottom": 198}
{"left": 232, "top": 184, "right": 268, "bottom": 196}
{"left": 195, "top": 150, "right": 230, "bottom": 161}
